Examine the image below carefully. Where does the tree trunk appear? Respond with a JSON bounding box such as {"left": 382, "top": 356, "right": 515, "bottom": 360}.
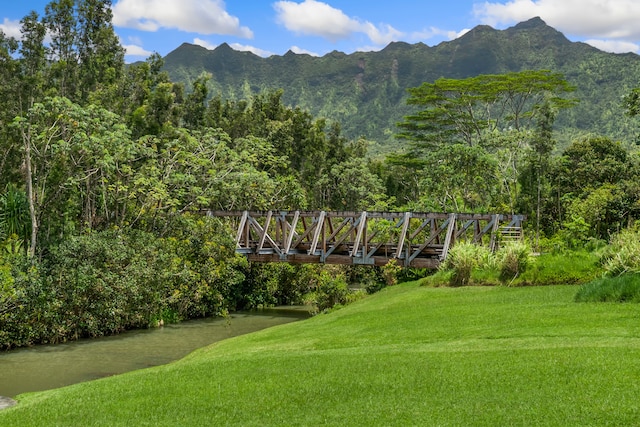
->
{"left": 23, "top": 128, "right": 38, "bottom": 259}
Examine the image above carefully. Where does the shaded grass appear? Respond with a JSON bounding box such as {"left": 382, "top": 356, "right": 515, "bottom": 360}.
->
{"left": 575, "top": 273, "right": 640, "bottom": 302}
{"left": 2, "top": 283, "right": 640, "bottom": 426}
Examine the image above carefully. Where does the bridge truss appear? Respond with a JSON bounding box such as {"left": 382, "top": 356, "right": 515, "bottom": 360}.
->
{"left": 207, "top": 211, "right": 525, "bottom": 269}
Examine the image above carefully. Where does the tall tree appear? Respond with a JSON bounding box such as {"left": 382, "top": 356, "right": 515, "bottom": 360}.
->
{"left": 16, "top": 12, "right": 47, "bottom": 257}
{"left": 0, "top": 31, "right": 19, "bottom": 183}
{"left": 76, "top": 0, "right": 124, "bottom": 105}
{"left": 44, "top": 0, "right": 78, "bottom": 99}
{"left": 183, "top": 72, "right": 210, "bottom": 130}
{"left": 623, "top": 87, "right": 640, "bottom": 144}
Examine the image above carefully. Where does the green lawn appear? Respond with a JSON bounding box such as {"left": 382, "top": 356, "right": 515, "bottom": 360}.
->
{"left": 2, "top": 283, "right": 640, "bottom": 426}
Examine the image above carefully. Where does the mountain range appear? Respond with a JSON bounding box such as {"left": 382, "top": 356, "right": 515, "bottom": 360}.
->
{"left": 162, "top": 17, "right": 640, "bottom": 154}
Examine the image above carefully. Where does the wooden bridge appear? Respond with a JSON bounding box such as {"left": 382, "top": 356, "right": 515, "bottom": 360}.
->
{"left": 208, "top": 210, "right": 524, "bottom": 269}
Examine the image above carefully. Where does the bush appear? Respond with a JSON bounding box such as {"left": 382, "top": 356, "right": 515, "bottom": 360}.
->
{"left": 575, "top": 274, "right": 640, "bottom": 303}
{"left": 381, "top": 259, "right": 402, "bottom": 286}
{"left": 303, "top": 269, "right": 365, "bottom": 314}
{"left": 234, "top": 263, "right": 322, "bottom": 309}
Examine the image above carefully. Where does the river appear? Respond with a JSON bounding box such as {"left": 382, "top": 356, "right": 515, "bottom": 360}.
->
{"left": 0, "top": 307, "right": 309, "bottom": 398}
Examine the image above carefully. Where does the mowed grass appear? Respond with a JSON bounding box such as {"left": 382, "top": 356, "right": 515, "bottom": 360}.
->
{"left": 2, "top": 283, "right": 640, "bottom": 426}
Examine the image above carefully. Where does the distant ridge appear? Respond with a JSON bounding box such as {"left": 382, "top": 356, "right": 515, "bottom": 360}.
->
{"left": 163, "top": 17, "right": 640, "bottom": 150}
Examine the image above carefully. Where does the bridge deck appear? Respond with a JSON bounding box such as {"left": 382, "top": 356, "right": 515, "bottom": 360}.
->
{"left": 207, "top": 210, "right": 525, "bottom": 268}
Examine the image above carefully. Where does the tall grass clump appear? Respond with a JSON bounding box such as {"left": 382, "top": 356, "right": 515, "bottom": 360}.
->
{"left": 600, "top": 228, "right": 640, "bottom": 276}
{"left": 438, "top": 241, "right": 494, "bottom": 287}
{"left": 496, "top": 241, "right": 532, "bottom": 285}
{"left": 575, "top": 228, "right": 640, "bottom": 303}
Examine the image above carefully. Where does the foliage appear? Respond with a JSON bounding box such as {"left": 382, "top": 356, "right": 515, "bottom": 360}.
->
{"left": 0, "top": 218, "right": 246, "bottom": 349}
{"left": 233, "top": 263, "right": 325, "bottom": 309}
{"left": 381, "top": 259, "right": 402, "bottom": 286}
{"left": 0, "top": 185, "right": 31, "bottom": 248}
{"left": 552, "top": 136, "right": 640, "bottom": 239}
{"left": 397, "top": 70, "right": 575, "bottom": 149}
{"left": 303, "top": 268, "right": 366, "bottom": 314}
{"left": 575, "top": 274, "right": 640, "bottom": 303}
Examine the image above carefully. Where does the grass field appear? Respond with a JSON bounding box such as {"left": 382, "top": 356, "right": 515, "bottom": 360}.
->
{"left": 1, "top": 283, "right": 640, "bottom": 426}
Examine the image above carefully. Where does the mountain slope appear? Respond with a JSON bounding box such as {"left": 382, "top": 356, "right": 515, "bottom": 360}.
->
{"left": 163, "top": 17, "right": 640, "bottom": 152}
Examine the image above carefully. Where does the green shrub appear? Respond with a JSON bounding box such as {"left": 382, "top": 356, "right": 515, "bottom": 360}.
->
{"left": 303, "top": 269, "right": 365, "bottom": 314}
{"left": 381, "top": 259, "right": 402, "bottom": 286}
{"left": 0, "top": 216, "right": 247, "bottom": 349}
{"left": 575, "top": 274, "right": 640, "bottom": 303}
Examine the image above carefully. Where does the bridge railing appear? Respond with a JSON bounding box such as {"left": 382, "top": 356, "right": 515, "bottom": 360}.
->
{"left": 207, "top": 210, "right": 525, "bottom": 268}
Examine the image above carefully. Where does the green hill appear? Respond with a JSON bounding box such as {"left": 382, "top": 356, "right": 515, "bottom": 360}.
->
{"left": 163, "top": 17, "right": 640, "bottom": 152}
{"left": 2, "top": 283, "right": 640, "bottom": 425}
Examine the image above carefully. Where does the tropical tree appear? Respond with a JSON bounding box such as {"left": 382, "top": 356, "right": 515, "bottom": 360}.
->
{"left": 0, "top": 184, "right": 31, "bottom": 252}
{"left": 391, "top": 70, "right": 576, "bottom": 214}
{"left": 396, "top": 70, "right": 576, "bottom": 150}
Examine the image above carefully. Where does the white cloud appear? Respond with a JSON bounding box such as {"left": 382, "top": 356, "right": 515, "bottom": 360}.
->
{"left": 474, "top": 0, "right": 640, "bottom": 41}
{"left": 289, "top": 45, "right": 320, "bottom": 56}
{"left": 112, "top": 0, "right": 253, "bottom": 38}
{"left": 361, "top": 22, "right": 403, "bottom": 46}
{"left": 193, "top": 38, "right": 217, "bottom": 50}
{"left": 123, "top": 44, "right": 153, "bottom": 58}
{"left": 273, "top": 0, "right": 403, "bottom": 46}
{"left": 410, "top": 26, "right": 470, "bottom": 43}
{"left": 0, "top": 18, "right": 22, "bottom": 39}
{"left": 584, "top": 39, "right": 639, "bottom": 54}
{"left": 229, "top": 43, "right": 275, "bottom": 57}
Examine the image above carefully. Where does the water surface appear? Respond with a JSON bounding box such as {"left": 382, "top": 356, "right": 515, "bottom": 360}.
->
{"left": 0, "top": 307, "right": 309, "bottom": 398}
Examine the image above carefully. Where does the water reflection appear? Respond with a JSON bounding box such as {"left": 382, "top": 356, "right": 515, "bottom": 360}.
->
{"left": 0, "top": 307, "right": 309, "bottom": 398}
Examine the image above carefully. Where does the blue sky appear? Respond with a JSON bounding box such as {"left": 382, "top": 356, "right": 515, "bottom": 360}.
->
{"left": 2, "top": 0, "right": 640, "bottom": 62}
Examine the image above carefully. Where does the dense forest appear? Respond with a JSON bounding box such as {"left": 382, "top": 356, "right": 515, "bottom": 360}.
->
{"left": 1, "top": 0, "right": 640, "bottom": 349}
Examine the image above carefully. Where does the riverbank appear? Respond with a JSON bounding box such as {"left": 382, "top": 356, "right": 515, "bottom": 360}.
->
{"left": 2, "top": 282, "right": 639, "bottom": 425}
{"left": 0, "top": 307, "right": 309, "bottom": 398}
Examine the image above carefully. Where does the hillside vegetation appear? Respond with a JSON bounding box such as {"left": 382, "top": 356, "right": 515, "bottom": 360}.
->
{"left": 2, "top": 283, "right": 640, "bottom": 426}
{"left": 163, "top": 17, "right": 640, "bottom": 151}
